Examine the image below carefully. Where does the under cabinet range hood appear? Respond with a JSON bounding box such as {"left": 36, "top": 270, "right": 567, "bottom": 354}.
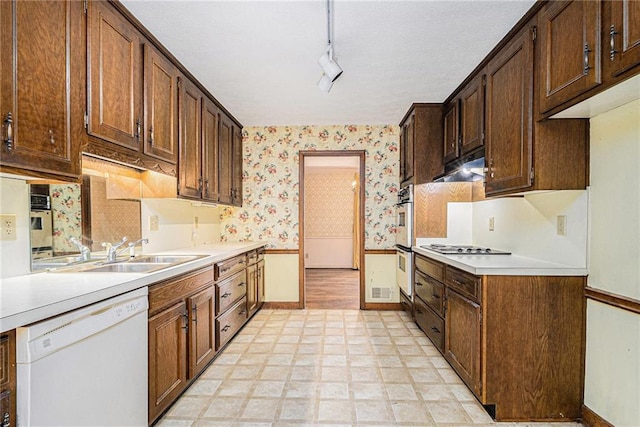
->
{"left": 435, "top": 151, "right": 485, "bottom": 183}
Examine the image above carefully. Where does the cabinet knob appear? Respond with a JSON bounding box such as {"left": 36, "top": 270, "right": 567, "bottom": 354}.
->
{"left": 3, "top": 112, "right": 13, "bottom": 151}
{"left": 610, "top": 25, "right": 618, "bottom": 61}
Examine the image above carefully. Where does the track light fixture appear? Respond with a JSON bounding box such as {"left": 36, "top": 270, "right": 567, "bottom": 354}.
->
{"left": 318, "top": 0, "right": 342, "bottom": 92}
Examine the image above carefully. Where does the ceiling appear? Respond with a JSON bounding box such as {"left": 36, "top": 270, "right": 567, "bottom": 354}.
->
{"left": 121, "top": 0, "right": 536, "bottom": 127}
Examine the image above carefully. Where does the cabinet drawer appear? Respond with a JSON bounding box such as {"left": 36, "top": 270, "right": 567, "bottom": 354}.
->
{"left": 247, "top": 248, "right": 265, "bottom": 265}
{"left": 216, "top": 271, "right": 247, "bottom": 315}
{"left": 414, "top": 297, "right": 444, "bottom": 353}
{"left": 445, "top": 267, "right": 481, "bottom": 302}
{"left": 414, "top": 270, "right": 445, "bottom": 315}
{"left": 215, "top": 254, "right": 246, "bottom": 281}
{"left": 415, "top": 255, "right": 445, "bottom": 282}
{"left": 149, "top": 267, "right": 214, "bottom": 315}
{"left": 216, "top": 297, "right": 247, "bottom": 349}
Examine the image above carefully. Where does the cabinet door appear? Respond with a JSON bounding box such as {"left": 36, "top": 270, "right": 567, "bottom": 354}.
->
{"left": 539, "top": 0, "right": 602, "bottom": 113}
{"left": 402, "top": 114, "right": 415, "bottom": 183}
{"left": 0, "top": 331, "right": 15, "bottom": 427}
{"left": 144, "top": 45, "right": 179, "bottom": 163}
{"left": 202, "top": 98, "right": 220, "bottom": 203}
{"left": 257, "top": 259, "right": 265, "bottom": 309}
{"left": 148, "top": 302, "right": 188, "bottom": 424}
{"left": 217, "top": 112, "right": 234, "bottom": 205}
{"left": 88, "top": 0, "right": 143, "bottom": 150}
{"left": 443, "top": 101, "right": 459, "bottom": 164}
{"left": 445, "top": 289, "right": 482, "bottom": 398}
{"left": 608, "top": 0, "right": 640, "bottom": 76}
{"left": 0, "top": 0, "right": 82, "bottom": 179}
{"left": 231, "top": 125, "right": 243, "bottom": 206}
{"left": 246, "top": 264, "right": 258, "bottom": 317}
{"left": 485, "top": 26, "right": 534, "bottom": 195}
{"left": 188, "top": 286, "right": 216, "bottom": 379}
{"left": 459, "top": 74, "right": 485, "bottom": 156}
{"left": 178, "top": 77, "right": 203, "bottom": 199}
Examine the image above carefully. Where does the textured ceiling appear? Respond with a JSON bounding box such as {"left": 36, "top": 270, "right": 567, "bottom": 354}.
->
{"left": 121, "top": 0, "right": 536, "bottom": 126}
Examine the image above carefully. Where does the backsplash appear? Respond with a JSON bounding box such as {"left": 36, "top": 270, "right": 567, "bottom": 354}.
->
{"left": 220, "top": 125, "right": 399, "bottom": 249}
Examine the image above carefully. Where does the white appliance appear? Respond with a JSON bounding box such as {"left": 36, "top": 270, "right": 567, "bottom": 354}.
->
{"left": 17, "top": 287, "right": 149, "bottom": 427}
{"left": 395, "top": 184, "right": 413, "bottom": 249}
{"left": 396, "top": 245, "right": 413, "bottom": 298}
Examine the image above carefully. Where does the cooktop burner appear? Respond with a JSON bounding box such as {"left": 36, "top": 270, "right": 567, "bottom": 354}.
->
{"left": 421, "top": 244, "right": 511, "bottom": 255}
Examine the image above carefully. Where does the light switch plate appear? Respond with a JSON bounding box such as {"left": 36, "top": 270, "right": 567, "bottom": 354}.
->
{"left": 149, "top": 215, "right": 159, "bottom": 231}
{"left": 557, "top": 215, "right": 567, "bottom": 236}
{"left": 0, "top": 214, "right": 17, "bottom": 240}
{"left": 488, "top": 216, "right": 495, "bottom": 232}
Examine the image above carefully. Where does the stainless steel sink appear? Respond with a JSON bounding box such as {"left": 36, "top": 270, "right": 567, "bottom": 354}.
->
{"left": 128, "top": 255, "right": 206, "bottom": 264}
{"left": 83, "top": 263, "right": 171, "bottom": 273}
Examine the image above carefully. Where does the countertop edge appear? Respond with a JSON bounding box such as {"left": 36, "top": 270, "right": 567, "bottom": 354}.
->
{"left": 0, "top": 242, "right": 266, "bottom": 333}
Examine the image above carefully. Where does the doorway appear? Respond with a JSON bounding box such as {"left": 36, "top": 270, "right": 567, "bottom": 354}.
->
{"left": 299, "top": 150, "right": 366, "bottom": 309}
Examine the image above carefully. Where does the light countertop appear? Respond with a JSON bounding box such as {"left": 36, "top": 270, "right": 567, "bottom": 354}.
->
{"left": 412, "top": 246, "right": 588, "bottom": 277}
{"left": 0, "top": 241, "right": 265, "bottom": 333}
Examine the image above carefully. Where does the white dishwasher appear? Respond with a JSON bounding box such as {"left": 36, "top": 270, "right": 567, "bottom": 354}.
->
{"left": 16, "top": 286, "right": 149, "bottom": 427}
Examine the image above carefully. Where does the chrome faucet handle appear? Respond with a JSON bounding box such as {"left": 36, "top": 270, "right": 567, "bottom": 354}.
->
{"left": 69, "top": 237, "right": 91, "bottom": 261}
{"left": 102, "top": 237, "right": 128, "bottom": 262}
{"left": 128, "top": 238, "right": 149, "bottom": 257}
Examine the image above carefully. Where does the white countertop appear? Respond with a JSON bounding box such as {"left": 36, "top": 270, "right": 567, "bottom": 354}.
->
{"left": 412, "top": 246, "right": 588, "bottom": 277}
{"left": 0, "top": 241, "right": 265, "bottom": 333}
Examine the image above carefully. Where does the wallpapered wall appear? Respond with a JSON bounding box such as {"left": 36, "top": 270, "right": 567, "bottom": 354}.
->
{"left": 305, "top": 167, "right": 357, "bottom": 238}
{"left": 220, "top": 125, "right": 399, "bottom": 249}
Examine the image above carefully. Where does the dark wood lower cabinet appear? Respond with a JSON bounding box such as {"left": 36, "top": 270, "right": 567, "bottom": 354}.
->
{"left": 0, "top": 331, "right": 16, "bottom": 427}
{"left": 188, "top": 286, "right": 216, "bottom": 379}
{"left": 148, "top": 302, "right": 188, "bottom": 423}
{"left": 414, "top": 296, "right": 444, "bottom": 352}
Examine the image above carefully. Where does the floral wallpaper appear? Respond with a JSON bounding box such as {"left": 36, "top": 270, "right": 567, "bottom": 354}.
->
{"left": 50, "top": 183, "right": 82, "bottom": 254}
{"left": 220, "top": 125, "right": 399, "bottom": 249}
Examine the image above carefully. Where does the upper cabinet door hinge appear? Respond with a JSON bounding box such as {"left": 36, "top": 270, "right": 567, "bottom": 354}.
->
{"left": 530, "top": 167, "right": 535, "bottom": 183}
{"left": 84, "top": 112, "right": 88, "bottom": 129}
{"left": 532, "top": 26, "right": 537, "bottom": 42}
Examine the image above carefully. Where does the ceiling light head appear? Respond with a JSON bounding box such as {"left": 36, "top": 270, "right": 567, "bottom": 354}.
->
{"left": 318, "top": 48, "right": 343, "bottom": 82}
{"left": 317, "top": 73, "right": 334, "bottom": 92}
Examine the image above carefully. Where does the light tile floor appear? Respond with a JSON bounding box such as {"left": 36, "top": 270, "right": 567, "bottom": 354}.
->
{"left": 157, "top": 309, "right": 583, "bottom": 427}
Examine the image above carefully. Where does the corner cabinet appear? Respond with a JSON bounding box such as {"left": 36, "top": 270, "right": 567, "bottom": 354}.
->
{"left": 412, "top": 253, "right": 585, "bottom": 421}
{"left": 399, "top": 104, "right": 443, "bottom": 186}
{"left": 538, "top": 0, "right": 602, "bottom": 113}
{"left": 0, "top": 0, "right": 84, "bottom": 180}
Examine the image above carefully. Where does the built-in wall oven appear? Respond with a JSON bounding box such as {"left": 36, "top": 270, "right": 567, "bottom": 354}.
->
{"left": 396, "top": 185, "right": 413, "bottom": 298}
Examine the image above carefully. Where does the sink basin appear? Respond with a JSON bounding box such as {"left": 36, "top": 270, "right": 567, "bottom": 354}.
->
{"left": 82, "top": 263, "right": 171, "bottom": 273}
{"left": 128, "top": 255, "right": 206, "bottom": 264}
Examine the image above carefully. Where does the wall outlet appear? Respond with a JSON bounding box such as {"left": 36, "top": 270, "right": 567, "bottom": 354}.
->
{"left": 557, "top": 215, "right": 567, "bottom": 236}
{"left": 149, "top": 215, "right": 159, "bottom": 231}
{"left": 488, "top": 216, "right": 495, "bottom": 232}
{"left": 0, "top": 214, "right": 17, "bottom": 241}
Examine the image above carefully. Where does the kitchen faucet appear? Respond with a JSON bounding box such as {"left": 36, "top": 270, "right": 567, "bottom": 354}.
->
{"left": 69, "top": 237, "right": 91, "bottom": 261}
{"left": 102, "top": 237, "right": 129, "bottom": 263}
{"left": 127, "top": 238, "right": 149, "bottom": 258}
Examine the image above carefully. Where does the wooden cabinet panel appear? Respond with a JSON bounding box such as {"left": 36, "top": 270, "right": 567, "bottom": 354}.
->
{"left": 399, "top": 104, "right": 443, "bottom": 186}
{"left": 539, "top": 0, "right": 602, "bottom": 113}
{"left": 202, "top": 98, "right": 220, "bottom": 203}
{"left": 445, "top": 266, "right": 481, "bottom": 302}
{"left": 215, "top": 254, "right": 246, "bottom": 281}
{"left": 415, "top": 254, "right": 445, "bottom": 282}
{"left": 188, "top": 286, "right": 216, "bottom": 379}
{"left": 400, "top": 113, "right": 415, "bottom": 183}
{"left": 445, "top": 288, "right": 482, "bottom": 399}
{"left": 216, "top": 271, "right": 247, "bottom": 315}
{"left": 414, "top": 296, "right": 445, "bottom": 353}
{"left": 149, "top": 267, "right": 213, "bottom": 315}
{"left": 217, "top": 297, "right": 247, "bottom": 349}
{"left": 485, "top": 25, "right": 534, "bottom": 195}
{"left": 608, "top": 0, "right": 640, "bottom": 76}
{"left": 144, "top": 45, "right": 179, "bottom": 163}
{"left": 148, "top": 302, "right": 188, "bottom": 424}
{"left": 0, "top": 0, "right": 83, "bottom": 179}
{"left": 232, "top": 126, "right": 243, "bottom": 206}
{"left": 257, "top": 259, "right": 265, "bottom": 309}
{"left": 247, "top": 264, "right": 258, "bottom": 317}
{"left": 0, "top": 331, "right": 15, "bottom": 427}
{"left": 218, "top": 113, "right": 234, "bottom": 205}
{"left": 443, "top": 101, "right": 459, "bottom": 164}
{"left": 88, "top": 0, "right": 143, "bottom": 150}
{"left": 178, "top": 77, "right": 203, "bottom": 199}
{"left": 414, "top": 270, "right": 444, "bottom": 316}
{"left": 459, "top": 74, "right": 485, "bottom": 156}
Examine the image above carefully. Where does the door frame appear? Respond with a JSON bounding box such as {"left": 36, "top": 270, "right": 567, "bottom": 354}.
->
{"left": 298, "top": 150, "right": 366, "bottom": 309}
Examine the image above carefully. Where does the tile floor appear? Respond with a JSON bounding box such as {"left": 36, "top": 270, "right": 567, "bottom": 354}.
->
{"left": 157, "top": 309, "right": 583, "bottom": 427}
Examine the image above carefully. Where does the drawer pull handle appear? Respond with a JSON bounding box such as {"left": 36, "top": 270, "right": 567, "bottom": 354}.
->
{"left": 610, "top": 25, "right": 618, "bottom": 61}
{"left": 221, "top": 325, "right": 231, "bottom": 332}
{"left": 135, "top": 118, "right": 141, "bottom": 141}
{"left": 415, "top": 308, "right": 422, "bottom": 315}
{"left": 238, "top": 282, "right": 246, "bottom": 287}
{"left": 583, "top": 43, "right": 591, "bottom": 74}
{"left": 221, "top": 292, "right": 232, "bottom": 299}
{"left": 239, "top": 310, "right": 246, "bottom": 316}
{"left": 182, "top": 312, "right": 189, "bottom": 332}
{"left": 3, "top": 112, "right": 13, "bottom": 151}
{"left": 416, "top": 282, "right": 423, "bottom": 287}
{"left": 431, "top": 326, "right": 441, "bottom": 334}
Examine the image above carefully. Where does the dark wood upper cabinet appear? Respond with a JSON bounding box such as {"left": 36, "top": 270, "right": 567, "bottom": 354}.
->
{"left": 178, "top": 77, "right": 203, "bottom": 199}
{"left": 399, "top": 104, "right": 443, "bottom": 186}
{"left": 202, "top": 98, "right": 220, "bottom": 203}
{"left": 485, "top": 25, "right": 534, "bottom": 195}
{"left": 232, "top": 126, "right": 243, "bottom": 206}
{"left": 0, "top": 0, "right": 83, "bottom": 180}
{"left": 459, "top": 74, "right": 485, "bottom": 156}
{"left": 538, "top": 0, "right": 602, "bottom": 113}
{"left": 144, "top": 44, "right": 179, "bottom": 164}
{"left": 87, "top": 0, "right": 143, "bottom": 151}
{"left": 217, "top": 113, "right": 234, "bottom": 206}
{"left": 443, "top": 101, "right": 459, "bottom": 164}
{"left": 607, "top": 0, "right": 640, "bottom": 77}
